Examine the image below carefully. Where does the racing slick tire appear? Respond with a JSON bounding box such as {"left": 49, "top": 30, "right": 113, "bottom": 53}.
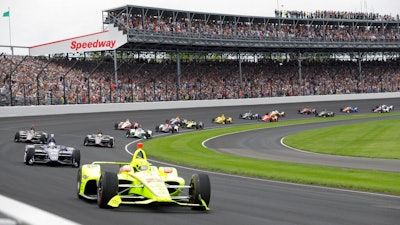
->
{"left": 114, "top": 123, "right": 118, "bottom": 130}
{"left": 107, "top": 140, "right": 114, "bottom": 148}
{"left": 97, "top": 171, "right": 118, "bottom": 208}
{"left": 83, "top": 137, "right": 89, "bottom": 146}
{"left": 76, "top": 168, "right": 84, "bottom": 199}
{"left": 155, "top": 126, "right": 160, "bottom": 132}
{"left": 14, "top": 132, "right": 20, "bottom": 142}
{"left": 24, "top": 147, "right": 35, "bottom": 165}
{"left": 196, "top": 122, "right": 204, "bottom": 129}
{"left": 189, "top": 173, "right": 211, "bottom": 211}
{"left": 72, "top": 149, "right": 81, "bottom": 168}
{"left": 40, "top": 134, "right": 47, "bottom": 144}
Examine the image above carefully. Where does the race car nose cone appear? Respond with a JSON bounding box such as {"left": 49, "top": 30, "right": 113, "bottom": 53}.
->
{"left": 137, "top": 142, "right": 143, "bottom": 149}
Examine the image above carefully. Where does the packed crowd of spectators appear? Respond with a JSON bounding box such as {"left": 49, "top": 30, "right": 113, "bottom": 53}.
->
{"left": 111, "top": 8, "right": 400, "bottom": 42}
{"left": 1, "top": 54, "right": 399, "bottom": 106}
{"left": 1, "top": 8, "right": 399, "bottom": 106}
{"left": 274, "top": 10, "right": 398, "bottom": 21}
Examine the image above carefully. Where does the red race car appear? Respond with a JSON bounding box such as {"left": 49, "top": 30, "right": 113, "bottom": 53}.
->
{"left": 114, "top": 119, "right": 135, "bottom": 130}
{"left": 261, "top": 110, "right": 285, "bottom": 122}
{"left": 297, "top": 106, "right": 317, "bottom": 115}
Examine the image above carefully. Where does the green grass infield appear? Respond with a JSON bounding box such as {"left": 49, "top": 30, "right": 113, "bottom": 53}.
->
{"left": 143, "top": 112, "right": 400, "bottom": 195}
{"left": 283, "top": 119, "right": 400, "bottom": 159}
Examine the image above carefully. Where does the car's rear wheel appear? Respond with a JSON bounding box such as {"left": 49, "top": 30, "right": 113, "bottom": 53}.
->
{"left": 108, "top": 140, "right": 114, "bottom": 148}
{"left": 40, "top": 134, "right": 47, "bottom": 144}
{"left": 72, "top": 149, "right": 81, "bottom": 168}
{"left": 25, "top": 148, "right": 35, "bottom": 165}
{"left": 83, "top": 137, "right": 89, "bottom": 146}
{"left": 189, "top": 173, "right": 211, "bottom": 210}
{"left": 145, "top": 132, "right": 151, "bottom": 139}
{"left": 14, "top": 132, "right": 20, "bottom": 142}
{"left": 97, "top": 172, "right": 118, "bottom": 208}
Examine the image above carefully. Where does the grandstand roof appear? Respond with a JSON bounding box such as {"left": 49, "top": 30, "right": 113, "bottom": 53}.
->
{"left": 105, "top": 5, "right": 400, "bottom": 54}
{"left": 27, "top": 4, "right": 400, "bottom": 56}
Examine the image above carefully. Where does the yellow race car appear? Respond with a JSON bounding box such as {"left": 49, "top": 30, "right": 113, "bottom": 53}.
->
{"left": 212, "top": 114, "right": 233, "bottom": 124}
{"left": 76, "top": 143, "right": 211, "bottom": 210}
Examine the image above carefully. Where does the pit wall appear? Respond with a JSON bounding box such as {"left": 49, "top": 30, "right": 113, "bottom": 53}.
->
{"left": 1, "top": 92, "right": 399, "bottom": 118}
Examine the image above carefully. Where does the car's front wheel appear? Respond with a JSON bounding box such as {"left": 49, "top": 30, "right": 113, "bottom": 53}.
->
{"left": 76, "top": 168, "right": 84, "bottom": 199}
{"left": 97, "top": 172, "right": 118, "bottom": 208}
{"left": 24, "top": 148, "right": 35, "bottom": 165}
{"left": 189, "top": 173, "right": 211, "bottom": 210}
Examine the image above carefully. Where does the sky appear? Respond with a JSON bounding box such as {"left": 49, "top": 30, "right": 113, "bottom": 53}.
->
{"left": 0, "top": 0, "right": 399, "bottom": 55}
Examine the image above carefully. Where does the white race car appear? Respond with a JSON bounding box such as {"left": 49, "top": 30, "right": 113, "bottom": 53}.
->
{"left": 126, "top": 127, "right": 152, "bottom": 139}
{"left": 372, "top": 105, "right": 394, "bottom": 113}
{"left": 84, "top": 134, "right": 114, "bottom": 148}
{"left": 15, "top": 129, "right": 48, "bottom": 144}
{"left": 155, "top": 121, "right": 179, "bottom": 133}
{"left": 114, "top": 119, "right": 133, "bottom": 130}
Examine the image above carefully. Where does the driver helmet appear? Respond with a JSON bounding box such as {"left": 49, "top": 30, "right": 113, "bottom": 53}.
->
{"left": 48, "top": 134, "right": 56, "bottom": 143}
{"left": 132, "top": 158, "right": 149, "bottom": 171}
{"left": 49, "top": 141, "right": 56, "bottom": 149}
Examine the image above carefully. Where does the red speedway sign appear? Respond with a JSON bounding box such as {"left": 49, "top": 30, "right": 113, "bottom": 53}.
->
{"left": 70, "top": 40, "right": 116, "bottom": 51}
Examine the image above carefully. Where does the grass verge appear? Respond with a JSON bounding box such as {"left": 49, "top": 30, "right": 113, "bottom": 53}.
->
{"left": 144, "top": 113, "right": 400, "bottom": 195}
{"left": 283, "top": 119, "right": 400, "bottom": 159}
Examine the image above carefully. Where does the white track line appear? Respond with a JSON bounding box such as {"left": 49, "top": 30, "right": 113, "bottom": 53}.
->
{"left": 0, "top": 195, "right": 81, "bottom": 225}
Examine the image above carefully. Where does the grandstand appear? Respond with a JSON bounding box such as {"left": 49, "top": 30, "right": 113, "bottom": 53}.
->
{"left": 1, "top": 5, "right": 399, "bottom": 106}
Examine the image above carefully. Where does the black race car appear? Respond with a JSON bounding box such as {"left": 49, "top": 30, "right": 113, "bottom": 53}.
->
{"left": 24, "top": 141, "right": 80, "bottom": 167}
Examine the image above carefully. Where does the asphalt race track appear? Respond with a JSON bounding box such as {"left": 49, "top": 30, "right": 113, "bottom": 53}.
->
{"left": 0, "top": 98, "right": 399, "bottom": 225}
{"left": 205, "top": 117, "right": 400, "bottom": 172}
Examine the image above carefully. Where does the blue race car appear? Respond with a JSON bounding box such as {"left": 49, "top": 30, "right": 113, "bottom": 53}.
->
{"left": 340, "top": 106, "right": 358, "bottom": 113}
